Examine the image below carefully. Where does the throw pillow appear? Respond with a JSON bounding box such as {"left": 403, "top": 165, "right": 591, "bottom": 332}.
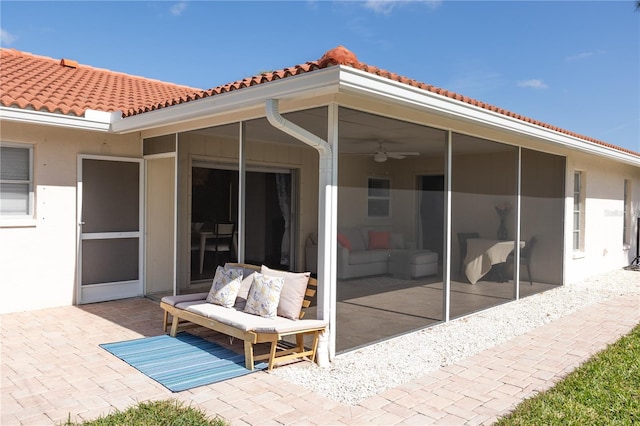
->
{"left": 368, "top": 230, "right": 391, "bottom": 249}
{"left": 223, "top": 264, "right": 255, "bottom": 310}
{"left": 244, "top": 272, "right": 285, "bottom": 318}
{"left": 206, "top": 265, "right": 243, "bottom": 308}
{"left": 337, "top": 232, "right": 352, "bottom": 251}
{"left": 261, "top": 265, "right": 310, "bottom": 320}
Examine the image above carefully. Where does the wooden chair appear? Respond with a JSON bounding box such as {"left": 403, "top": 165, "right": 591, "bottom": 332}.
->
{"left": 457, "top": 232, "right": 479, "bottom": 274}
{"left": 203, "top": 222, "right": 235, "bottom": 270}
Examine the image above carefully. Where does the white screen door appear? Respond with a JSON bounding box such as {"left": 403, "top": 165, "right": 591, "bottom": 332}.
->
{"left": 78, "top": 156, "right": 144, "bottom": 304}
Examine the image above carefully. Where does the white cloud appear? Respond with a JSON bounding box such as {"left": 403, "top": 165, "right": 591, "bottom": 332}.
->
{"left": 363, "top": 0, "right": 442, "bottom": 15}
{"left": 565, "top": 50, "right": 606, "bottom": 62}
{"left": 517, "top": 79, "right": 549, "bottom": 90}
{"left": 170, "top": 2, "right": 187, "bottom": 16}
{"left": 0, "top": 28, "right": 17, "bottom": 46}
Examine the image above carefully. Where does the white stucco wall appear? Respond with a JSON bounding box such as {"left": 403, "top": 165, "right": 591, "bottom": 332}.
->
{"left": 0, "top": 121, "right": 141, "bottom": 314}
{"left": 564, "top": 152, "right": 640, "bottom": 282}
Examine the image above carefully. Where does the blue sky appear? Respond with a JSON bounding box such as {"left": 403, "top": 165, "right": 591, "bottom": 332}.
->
{"left": 1, "top": 1, "right": 639, "bottom": 153}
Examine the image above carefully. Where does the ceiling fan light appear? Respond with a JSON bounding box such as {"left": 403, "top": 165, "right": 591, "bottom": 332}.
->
{"left": 374, "top": 152, "right": 387, "bottom": 162}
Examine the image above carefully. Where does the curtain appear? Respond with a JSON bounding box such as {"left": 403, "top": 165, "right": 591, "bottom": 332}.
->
{"left": 275, "top": 174, "right": 290, "bottom": 266}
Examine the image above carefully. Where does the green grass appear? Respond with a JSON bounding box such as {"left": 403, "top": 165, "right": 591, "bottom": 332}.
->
{"left": 62, "top": 399, "right": 228, "bottom": 426}
{"left": 496, "top": 324, "right": 640, "bottom": 425}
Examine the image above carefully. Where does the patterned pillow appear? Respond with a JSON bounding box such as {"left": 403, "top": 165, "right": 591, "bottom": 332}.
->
{"left": 206, "top": 265, "right": 243, "bottom": 308}
{"left": 244, "top": 272, "right": 285, "bottom": 318}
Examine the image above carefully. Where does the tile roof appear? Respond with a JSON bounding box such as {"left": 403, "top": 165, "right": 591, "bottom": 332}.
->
{"left": 0, "top": 48, "right": 203, "bottom": 117}
{"left": 129, "top": 45, "right": 639, "bottom": 158}
{"left": 1, "top": 46, "right": 637, "bottom": 157}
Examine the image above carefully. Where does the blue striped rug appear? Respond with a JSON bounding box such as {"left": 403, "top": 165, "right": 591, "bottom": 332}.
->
{"left": 100, "top": 333, "right": 266, "bottom": 392}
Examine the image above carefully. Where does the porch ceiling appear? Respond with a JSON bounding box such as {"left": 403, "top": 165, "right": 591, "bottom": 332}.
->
{"left": 183, "top": 106, "right": 515, "bottom": 157}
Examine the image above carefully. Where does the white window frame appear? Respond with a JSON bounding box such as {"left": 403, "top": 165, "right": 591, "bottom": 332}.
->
{"left": 573, "top": 171, "right": 585, "bottom": 253}
{"left": 367, "top": 176, "right": 391, "bottom": 218}
{"left": 0, "top": 142, "right": 35, "bottom": 223}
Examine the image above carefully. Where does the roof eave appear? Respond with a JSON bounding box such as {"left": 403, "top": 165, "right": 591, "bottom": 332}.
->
{"left": 110, "top": 67, "right": 342, "bottom": 135}
{"left": 338, "top": 66, "right": 640, "bottom": 167}
{"left": 113, "top": 63, "right": 638, "bottom": 167}
{"left": 0, "top": 106, "right": 119, "bottom": 132}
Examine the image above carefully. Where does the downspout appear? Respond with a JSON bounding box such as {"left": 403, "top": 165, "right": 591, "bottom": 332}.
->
{"left": 265, "top": 99, "right": 334, "bottom": 367}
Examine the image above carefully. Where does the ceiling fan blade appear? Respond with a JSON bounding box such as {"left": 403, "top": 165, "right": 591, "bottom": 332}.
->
{"left": 387, "top": 152, "right": 419, "bottom": 159}
{"left": 391, "top": 152, "right": 420, "bottom": 156}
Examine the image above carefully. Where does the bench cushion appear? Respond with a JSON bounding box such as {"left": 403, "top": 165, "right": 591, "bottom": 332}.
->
{"left": 161, "top": 293, "right": 208, "bottom": 307}
{"left": 184, "top": 302, "right": 326, "bottom": 334}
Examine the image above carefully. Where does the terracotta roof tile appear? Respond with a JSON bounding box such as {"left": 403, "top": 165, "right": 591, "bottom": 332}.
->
{"left": 1, "top": 46, "right": 637, "bottom": 157}
{"left": 0, "top": 48, "right": 202, "bottom": 117}
{"left": 131, "top": 45, "right": 637, "bottom": 157}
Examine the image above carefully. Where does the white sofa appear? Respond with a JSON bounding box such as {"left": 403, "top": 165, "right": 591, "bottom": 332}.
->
{"left": 306, "top": 228, "right": 439, "bottom": 280}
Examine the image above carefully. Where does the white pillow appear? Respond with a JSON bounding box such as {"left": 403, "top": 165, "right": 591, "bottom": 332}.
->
{"left": 206, "top": 266, "right": 243, "bottom": 308}
{"left": 261, "top": 265, "right": 310, "bottom": 320}
{"left": 244, "top": 272, "right": 285, "bottom": 318}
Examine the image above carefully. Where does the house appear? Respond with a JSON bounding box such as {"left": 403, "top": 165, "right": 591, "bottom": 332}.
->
{"left": 1, "top": 46, "right": 638, "bottom": 364}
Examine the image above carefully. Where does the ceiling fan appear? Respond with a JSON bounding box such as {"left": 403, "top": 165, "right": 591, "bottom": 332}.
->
{"left": 369, "top": 142, "right": 419, "bottom": 163}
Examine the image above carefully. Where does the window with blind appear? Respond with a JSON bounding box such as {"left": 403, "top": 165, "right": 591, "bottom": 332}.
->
{"left": 1, "top": 144, "right": 34, "bottom": 216}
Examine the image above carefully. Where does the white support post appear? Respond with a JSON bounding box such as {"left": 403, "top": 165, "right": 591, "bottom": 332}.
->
{"left": 513, "top": 147, "right": 522, "bottom": 300}
{"left": 443, "top": 131, "right": 452, "bottom": 322}
{"left": 238, "top": 122, "right": 246, "bottom": 264}
{"left": 317, "top": 103, "right": 338, "bottom": 363}
{"left": 264, "top": 99, "right": 334, "bottom": 366}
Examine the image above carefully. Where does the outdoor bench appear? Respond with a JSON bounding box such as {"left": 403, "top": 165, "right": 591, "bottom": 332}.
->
{"left": 160, "top": 263, "right": 327, "bottom": 370}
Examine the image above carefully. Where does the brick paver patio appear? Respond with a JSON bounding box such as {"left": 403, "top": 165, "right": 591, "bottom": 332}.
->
{"left": 1, "top": 294, "right": 638, "bottom": 425}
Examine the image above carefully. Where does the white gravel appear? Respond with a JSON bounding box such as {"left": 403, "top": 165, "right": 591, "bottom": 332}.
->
{"left": 271, "top": 268, "right": 640, "bottom": 406}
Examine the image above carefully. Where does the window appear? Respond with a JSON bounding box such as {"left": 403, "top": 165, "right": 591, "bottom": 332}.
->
{"left": 0, "top": 144, "right": 34, "bottom": 217}
{"left": 573, "top": 171, "right": 584, "bottom": 251}
{"left": 368, "top": 177, "right": 390, "bottom": 218}
{"left": 624, "top": 180, "right": 631, "bottom": 245}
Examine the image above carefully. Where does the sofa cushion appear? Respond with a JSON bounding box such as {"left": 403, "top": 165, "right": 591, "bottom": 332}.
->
{"left": 368, "top": 230, "right": 391, "bottom": 249}
{"left": 261, "top": 265, "right": 310, "bottom": 320}
{"left": 391, "top": 233, "right": 405, "bottom": 249}
{"left": 340, "top": 228, "right": 366, "bottom": 251}
{"left": 349, "top": 249, "right": 391, "bottom": 265}
{"left": 412, "top": 250, "right": 439, "bottom": 265}
{"left": 206, "top": 266, "right": 243, "bottom": 308}
{"left": 244, "top": 272, "right": 285, "bottom": 318}
{"left": 337, "top": 232, "right": 352, "bottom": 251}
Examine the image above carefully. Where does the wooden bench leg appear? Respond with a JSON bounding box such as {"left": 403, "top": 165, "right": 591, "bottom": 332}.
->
{"left": 295, "top": 334, "right": 305, "bottom": 353}
{"left": 309, "top": 330, "right": 321, "bottom": 363}
{"left": 244, "top": 340, "right": 255, "bottom": 371}
{"left": 169, "top": 315, "right": 180, "bottom": 337}
{"left": 267, "top": 341, "right": 279, "bottom": 370}
{"left": 163, "top": 311, "right": 169, "bottom": 333}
